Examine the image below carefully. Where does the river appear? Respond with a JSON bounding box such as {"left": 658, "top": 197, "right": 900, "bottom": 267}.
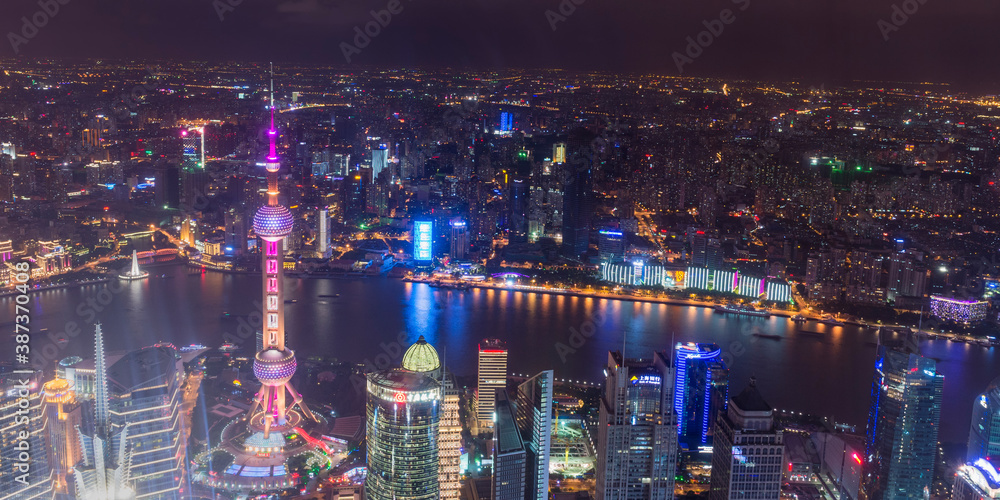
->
{"left": 4, "top": 262, "right": 996, "bottom": 445}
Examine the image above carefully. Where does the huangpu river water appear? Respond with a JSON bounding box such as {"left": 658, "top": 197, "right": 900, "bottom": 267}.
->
{"left": 5, "top": 262, "right": 998, "bottom": 445}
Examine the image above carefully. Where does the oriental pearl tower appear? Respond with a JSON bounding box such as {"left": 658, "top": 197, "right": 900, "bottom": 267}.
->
{"left": 246, "top": 64, "right": 316, "bottom": 438}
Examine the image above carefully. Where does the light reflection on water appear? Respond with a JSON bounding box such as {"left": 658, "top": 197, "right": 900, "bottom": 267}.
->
{"left": 4, "top": 263, "right": 997, "bottom": 444}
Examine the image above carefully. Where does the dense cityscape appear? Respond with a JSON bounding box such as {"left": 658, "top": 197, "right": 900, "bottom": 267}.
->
{"left": 2, "top": 51, "right": 1000, "bottom": 500}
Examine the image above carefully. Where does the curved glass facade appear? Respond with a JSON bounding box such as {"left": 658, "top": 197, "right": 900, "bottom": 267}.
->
{"left": 968, "top": 377, "right": 1000, "bottom": 463}
{"left": 366, "top": 369, "right": 441, "bottom": 500}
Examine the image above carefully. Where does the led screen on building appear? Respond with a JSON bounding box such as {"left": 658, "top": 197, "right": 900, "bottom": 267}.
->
{"left": 414, "top": 221, "right": 433, "bottom": 261}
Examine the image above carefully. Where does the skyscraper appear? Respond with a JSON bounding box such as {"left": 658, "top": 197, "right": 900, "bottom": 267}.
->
{"left": 515, "top": 370, "right": 554, "bottom": 500}
{"left": 247, "top": 67, "right": 317, "bottom": 439}
{"left": 42, "top": 376, "right": 83, "bottom": 494}
{"left": 317, "top": 208, "right": 331, "bottom": 258}
{"left": 450, "top": 218, "right": 469, "bottom": 260}
{"left": 224, "top": 208, "right": 247, "bottom": 256}
{"left": 414, "top": 220, "right": 434, "bottom": 263}
{"left": 73, "top": 324, "right": 134, "bottom": 500}
{"left": 371, "top": 144, "right": 389, "bottom": 181}
{"left": 861, "top": 345, "right": 943, "bottom": 500}
{"left": 968, "top": 376, "right": 1000, "bottom": 463}
{"left": 595, "top": 351, "right": 678, "bottom": 500}
{"left": 400, "top": 336, "right": 461, "bottom": 500}
{"left": 709, "top": 377, "right": 784, "bottom": 500}
{"left": 553, "top": 142, "right": 566, "bottom": 164}
{"left": 104, "top": 344, "right": 187, "bottom": 498}
{"left": 1, "top": 371, "right": 54, "bottom": 500}
{"left": 561, "top": 130, "right": 593, "bottom": 257}
{"left": 494, "top": 389, "right": 527, "bottom": 500}
{"left": 598, "top": 229, "right": 625, "bottom": 263}
{"left": 509, "top": 178, "right": 529, "bottom": 241}
{"left": 366, "top": 368, "right": 441, "bottom": 500}
{"left": 477, "top": 339, "right": 508, "bottom": 430}
{"left": 180, "top": 217, "right": 197, "bottom": 246}
{"left": 674, "top": 342, "right": 728, "bottom": 450}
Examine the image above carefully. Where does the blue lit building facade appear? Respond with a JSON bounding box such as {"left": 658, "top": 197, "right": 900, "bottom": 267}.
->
{"left": 862, "top": 347, "right": 943, "bottom": 500}
{"left": 673, "top": 343, "right": 728, "bottom": 450}
{"left": 685, "top": 266, "right": 792, "bottom": 303}
{"left": 414, "top": 221, "right": 433, "bottom": 262}
{"left": 968, "top": 376, "right": 1000, "bottom": 463}
{"left": 601, "top": 260, "right": 669, "bottom": 287}
{"left": 499, "top": 112, "right": 514, "bottom": 133}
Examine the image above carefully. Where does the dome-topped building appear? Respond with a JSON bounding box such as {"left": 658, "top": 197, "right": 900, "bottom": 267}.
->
{"left": 402, "top": 335, "right": 441, "bottom": 373}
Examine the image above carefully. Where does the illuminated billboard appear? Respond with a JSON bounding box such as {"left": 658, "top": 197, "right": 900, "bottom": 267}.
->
{"left": 414, "top": 221, "right": 433, "bottom": 261}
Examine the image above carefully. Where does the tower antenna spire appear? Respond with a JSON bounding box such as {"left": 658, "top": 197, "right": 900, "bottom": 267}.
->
{"left": 269, "top": 62, "right": 275, "bottom": 129}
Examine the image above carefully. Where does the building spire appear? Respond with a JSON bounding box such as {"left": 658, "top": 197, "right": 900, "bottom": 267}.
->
{"left": 267, "top": 62, "right": 278, "bottom": 165}
{"left": 94, "top": 323, "right": 110, "bottom": 433}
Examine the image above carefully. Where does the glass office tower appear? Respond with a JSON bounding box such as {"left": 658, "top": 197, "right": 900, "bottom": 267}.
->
{"left": 674, "top": 342, "right": 728, "bottom": 450}
{"left": 862, "top": 346, "right": 944, "bottom": 500}
{"left": 366, "top": 369, "right": 441, "bottom": 500}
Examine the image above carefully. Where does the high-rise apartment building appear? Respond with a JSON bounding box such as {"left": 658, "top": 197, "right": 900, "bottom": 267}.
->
{"left": 477, "top": 339, "right": 508, "bottom": 429}
{"left": 595, "top": 351, "right": 678, "bottom": 500}
{"left": 318, "top": 208, "right": 331, "bottom": 258}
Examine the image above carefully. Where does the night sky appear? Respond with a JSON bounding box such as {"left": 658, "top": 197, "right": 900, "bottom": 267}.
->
{"left": 2, "top": 0, "right": 998, "bottom": 90}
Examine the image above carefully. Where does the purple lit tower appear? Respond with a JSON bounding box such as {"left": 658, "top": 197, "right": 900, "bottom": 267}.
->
{"left": 247, "top": 65, "right": 316, "bottom": 438}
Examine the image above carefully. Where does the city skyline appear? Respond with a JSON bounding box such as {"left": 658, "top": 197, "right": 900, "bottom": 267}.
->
{"left": 1, "top": 15, "right": 1000, "bottom": 496}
